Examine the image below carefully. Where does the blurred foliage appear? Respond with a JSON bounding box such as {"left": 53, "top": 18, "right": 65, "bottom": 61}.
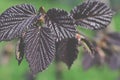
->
{"left": 0, "top": 0, "right": 120, "bottom": 80}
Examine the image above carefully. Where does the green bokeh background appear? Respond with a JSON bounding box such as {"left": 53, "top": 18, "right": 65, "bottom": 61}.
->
{"left": 0, "top": 0, "right": 120, "bottom": 80}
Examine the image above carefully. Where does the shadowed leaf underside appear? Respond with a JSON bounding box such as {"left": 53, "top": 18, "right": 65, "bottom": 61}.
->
{"left": 56, "top": 38, "right": 79, "bottom": 68}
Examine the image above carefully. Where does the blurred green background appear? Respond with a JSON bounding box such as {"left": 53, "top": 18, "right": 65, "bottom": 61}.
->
{"left": 0, "top": 0, "right": 120, "bottom": 80}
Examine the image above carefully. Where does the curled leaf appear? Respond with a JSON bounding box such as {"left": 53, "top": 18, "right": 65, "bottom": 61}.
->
{"left": 15, "top": 38, "right": 25, "bottom": 65}
{"left": 76, "top": 33, "right": 96, "bottom": 56}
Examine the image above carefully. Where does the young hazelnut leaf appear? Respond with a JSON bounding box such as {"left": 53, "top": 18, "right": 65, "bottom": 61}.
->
{"left": 56, "top": 37, "right": 79, "bottom": 68}
{"left": 0, "top": 4, "right": 37, "bottom": 41}
{"left": 24, "top": 25, "right": 55, "bottom": 75}
{"left": 71, "top": 1, "right": 114, "bottom": 30}
{"left": 46, "top": 8, "right": 76, "bottom": 41}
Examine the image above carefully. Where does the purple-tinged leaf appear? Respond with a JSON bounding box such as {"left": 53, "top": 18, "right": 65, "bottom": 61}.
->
{"left": 24, "top": 25, "right": 55, "bottom": 75}
{"left": 56, "top": 37, "right": 79, "bottom": 68}
{"left": 0, "top": 4, "right": 37, "bottom": 41}
{"left": 46, "top": 8, "right": 76, "bottom": 41}
{"left": 71, "top": 1, "right": 114, "bottom": 30}
{"left": 106, "top": 32, "right": 120, "bottom": 46}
